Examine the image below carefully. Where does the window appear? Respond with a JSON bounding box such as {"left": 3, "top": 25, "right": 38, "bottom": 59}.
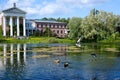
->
{"left": 61, "top": 25, "right": 63, "bottom": 28}
{"left": 41, "top": 24, "right": 43, "bottom": 28}
{"left": 57, "top": 30, "right": 59, "bottom": 34}
{"left": 61, "top": 30, "right": 63, "bottom": 34}
{"left": 57, "top": 25, "right": 59, "bottom": 28}
{"left": 45, "top": 24, "right": 47, "bottom": 27}
{"left": 37, "top": 24, "right": 39, "bottom": 28}
{"left": 64, "top": 26, "right": 66, "bottom": 28}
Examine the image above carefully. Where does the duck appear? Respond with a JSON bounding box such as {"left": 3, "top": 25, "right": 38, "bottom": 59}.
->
{"left": 54, "top": 59, "right": 60, "bottom": 63}
{"left": 64, "top": 62, "right": 69, "bottom": 67}
{"left": 91, "top": 53, "right": 97, "bottom": 58}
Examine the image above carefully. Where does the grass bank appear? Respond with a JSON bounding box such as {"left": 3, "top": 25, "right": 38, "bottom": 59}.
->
{"left": 0, "top": 37, "right": 76, "bottom": 44}
{"left": 99, "top": 37, "right": 120, "bottom": 43}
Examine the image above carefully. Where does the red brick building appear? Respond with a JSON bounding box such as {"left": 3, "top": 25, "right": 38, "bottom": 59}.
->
{"left": 32, "top": 20, "right": 68, "bottom": 38}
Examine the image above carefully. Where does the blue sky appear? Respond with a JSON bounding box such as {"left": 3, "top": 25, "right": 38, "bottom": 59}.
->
{"left": 0, "top": 0, "right": 120, "bottom": 19}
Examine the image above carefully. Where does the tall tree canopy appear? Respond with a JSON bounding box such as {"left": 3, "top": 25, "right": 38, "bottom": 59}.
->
{"left": 41, "top": 17, "right": 69, "bottom": 23}
{"left": 68, "top": 17, "right": 82, "bottom": 39}
{"left": 68, "top": 9, "right": 120, "bottom": 42}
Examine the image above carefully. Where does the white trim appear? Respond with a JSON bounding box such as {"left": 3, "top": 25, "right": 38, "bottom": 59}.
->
{"left": 3, "top": 13, "right": 25, "bottom": 17}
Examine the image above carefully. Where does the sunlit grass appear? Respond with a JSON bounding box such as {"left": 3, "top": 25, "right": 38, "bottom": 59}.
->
{"left": 0, "top": 37, "right": 76, "bottom": 44}
{"left": 32, "top": 54, "right": 50, "bottom": 58}
{"left": 32, "top": 45, "right": 95, "bottom": 53}
{"left": 105, "top": 48, "right": 119, "bottom": 52}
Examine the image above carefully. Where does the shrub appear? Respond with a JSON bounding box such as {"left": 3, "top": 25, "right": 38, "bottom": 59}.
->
{"left": 48, "top": 38, "right": 59, "bottom": 43}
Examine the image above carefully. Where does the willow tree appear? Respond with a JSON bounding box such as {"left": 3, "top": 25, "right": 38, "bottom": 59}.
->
{"left": 116, "top": 16, "right": 120, "bottom": 33}
{"left": 68, "top": 9, "right": 119, "bottom": 42}
{"left": 97, "top": 11, "right": 119, "bottom": 40}
{"left": 80, "top": 9, "right": 119, "bottom": 41}
{"left": 68, "top": 17, "right": 82, "bottom": 39}
{"left": 80, "top": 9, "right": 103, "bottom": 41}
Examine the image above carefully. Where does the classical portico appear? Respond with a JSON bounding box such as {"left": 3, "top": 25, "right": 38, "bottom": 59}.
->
{"left": 0, "top": 3, "right": 26, "bottom": 36}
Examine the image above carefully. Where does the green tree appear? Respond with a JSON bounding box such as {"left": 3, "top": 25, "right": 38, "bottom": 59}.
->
{"left": 80, "top": 10, "right": 118, "bottom": 41}
{"left": 68, "top": 17, "right": 82, "bottom": 39}
{"left": 68, "top": 9, "right": 119, "bottom": 42}
{"left": 41, "top": 17, "right": 48, "bottom": 20}
{"left": 57, "top": 17, "right": 70, "bottom": 23}
{"left": 116, "top": 16, "right": 120, "bottom": 33}
{"left": 0, "top": 25, "right": 3, "bottom": 37}
{"left": 48, "top": 18, "right": 56, "bottom": 21}
{"left": 32, "top": 30, "right": 41, "bottom": 36}
{"left": 44, "top": 27, "right": 55, "bottom": 37}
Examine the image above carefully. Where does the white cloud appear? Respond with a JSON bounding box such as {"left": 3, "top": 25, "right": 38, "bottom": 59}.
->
{"left": 39, "top": 3, "right": 70, "bottom": 15}
{"left": 8, "top": 0, "right": 19, "bottom": 3}
{"left": 36, "top": 0, "right": 109, "bottom": 16}
{"left": 56, "top": 0, "right": 109, "bottom": 8}
{"left": 1, "top": 0, "right": 109, "bottom": 18}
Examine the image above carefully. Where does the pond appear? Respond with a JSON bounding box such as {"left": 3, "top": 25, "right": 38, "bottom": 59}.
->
{"left": 0, "top": 43, "right": 120, "bottom": 80}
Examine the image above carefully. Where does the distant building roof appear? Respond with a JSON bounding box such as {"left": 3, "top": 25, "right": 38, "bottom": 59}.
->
{"left": 2, "top": 3, "right": 26, "bottom": 14}
{"left": 34, "top": 19, "right": 67, "bottom": 24}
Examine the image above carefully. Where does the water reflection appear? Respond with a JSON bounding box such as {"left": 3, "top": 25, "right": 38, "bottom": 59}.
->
{"left": 0, "top": 43, "right": 120, "bottom": 80}
{"left": 3, "top": 44, "right": 7, "bottom": 65}
{"left": 2, "top": 44, "right": 27, "bottom": 66}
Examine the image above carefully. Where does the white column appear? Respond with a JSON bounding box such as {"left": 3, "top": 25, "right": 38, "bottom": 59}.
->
{"left": 17, "top": 17, "right": 20, "bottom": 36}
{"left": 10, "top": 44, "right": 14, "bottom": 64}
{"left": 23, "top": 17, "right": 26, "bottom": 36}
{"left": 10, "top": 16, "right": 13, "bottom": 36}
{"left": 3, "top": 16, "right": 6, "bottom": 36}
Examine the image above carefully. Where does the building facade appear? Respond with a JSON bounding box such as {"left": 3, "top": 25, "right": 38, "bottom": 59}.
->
{"left": 32, "top": 20, "right": 68, "bottom": 38}
{"left": 25, "top": 19, "right": 37, "bottom": 36}
{"left": 0, "top": 3, "right": 26, "bottom": 37}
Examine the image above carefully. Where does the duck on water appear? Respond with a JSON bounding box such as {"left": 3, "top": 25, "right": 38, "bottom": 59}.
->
{"left": 91, "top": 53, "right": 97, "bottom": 58}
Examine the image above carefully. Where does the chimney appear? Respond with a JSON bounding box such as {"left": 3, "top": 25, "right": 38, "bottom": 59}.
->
{"left": 13, "top": 3, "right": 16, "bottom": 8}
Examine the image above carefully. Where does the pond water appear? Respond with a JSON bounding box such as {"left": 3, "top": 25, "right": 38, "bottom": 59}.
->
{"left": 0, "top": 43, "right": 120, "bottom": 80}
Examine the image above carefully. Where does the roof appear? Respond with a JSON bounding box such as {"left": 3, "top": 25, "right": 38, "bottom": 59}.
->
{"left": 2, "top": 3, "right": 26, "bottom": 14}
{"left": 34, "top": 19, "right": 67, "bottom": 24}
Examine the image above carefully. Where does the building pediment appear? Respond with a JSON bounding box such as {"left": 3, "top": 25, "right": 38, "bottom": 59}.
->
{"left": 2, "top": 7, "right": 26, "bottom": 14}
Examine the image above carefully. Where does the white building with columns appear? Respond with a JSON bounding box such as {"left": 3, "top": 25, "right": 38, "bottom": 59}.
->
{"left": 0, "top": 3, "right": 26, "bottom": 37}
